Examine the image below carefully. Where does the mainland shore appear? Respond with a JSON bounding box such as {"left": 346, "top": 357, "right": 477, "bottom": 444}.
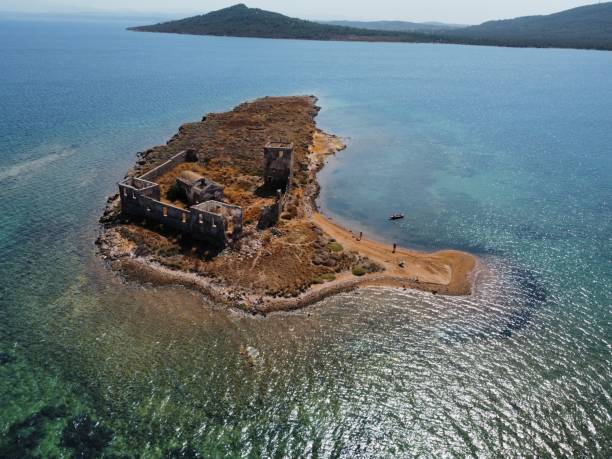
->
{"left": 97, "top": 96, "right": 476, "bottom": 313}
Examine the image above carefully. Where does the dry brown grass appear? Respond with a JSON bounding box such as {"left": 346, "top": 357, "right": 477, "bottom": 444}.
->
{"left": 156, "top": 162, "right": 275, "bottom": 221}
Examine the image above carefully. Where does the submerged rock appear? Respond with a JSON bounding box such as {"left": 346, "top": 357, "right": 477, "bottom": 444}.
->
{"left": 240, "top": 345, "right": 261, "bottom": 366}
{"left": 501, "top": 267, "right": 547, "bottom": 338}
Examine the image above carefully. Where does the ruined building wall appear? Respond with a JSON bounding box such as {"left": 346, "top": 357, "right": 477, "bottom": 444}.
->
{"left": 119, "top": 140, "right": 297, "bottom": 244}
{"left": 186, "top": 205, "right": 228, "bottom": 245}
{"left": 176, "top": 176, "right": 224, "bottom": 205}
{"left": 118, "top": 151, "right": 238, "bottom": 247}
{"left": 140, "top": 149, "right": 197, "bottom": 182}
{"left": 119, "top": 177, "right": 193, "bottom": 236}
{"left": 257, "top": 190, "right": 288, "bottom": 230}
{"left": 195, "top": 201, "right": 243, "bottom": 238}
{"left": 191, "top": 183, "right": 224, "bottom": 204}
{"left": 118, "top": 177, "right": 160, "bottom": 216}
{"left": 263, "top": 144, "right": 293, "bottom": 190}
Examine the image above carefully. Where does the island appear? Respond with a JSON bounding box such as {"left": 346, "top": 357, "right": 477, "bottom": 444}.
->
{"left": 128, "top": 4, "right": 448, "bottom": 44}
{"left": 97, "top": 96, "right": 476, "bottom": 314}
{"left": 129, "top": 3, "right": 612, "bottom": 52}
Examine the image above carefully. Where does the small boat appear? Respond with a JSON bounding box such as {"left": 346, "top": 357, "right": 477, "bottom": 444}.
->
{"left": 389, "top": 213, "right": 404, "bottom": 221}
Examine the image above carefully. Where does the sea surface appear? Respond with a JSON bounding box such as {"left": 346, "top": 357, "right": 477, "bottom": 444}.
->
{"left": 0, "top": 16, "right": 610, "bottom": 458}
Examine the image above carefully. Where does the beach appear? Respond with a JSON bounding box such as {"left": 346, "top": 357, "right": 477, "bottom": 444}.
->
{"left": 312, "top": 213, "right": 475, "bottom": 296}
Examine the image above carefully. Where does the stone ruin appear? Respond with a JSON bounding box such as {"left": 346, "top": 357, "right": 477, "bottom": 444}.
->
{"left": 263, "top": 141, "right": 293, "bottom": 191}
{"left": 176, "top": 170, "right": 224, "bottom": 204}
{"left": 118, "top": 142, "right": 294, "bottom": 246}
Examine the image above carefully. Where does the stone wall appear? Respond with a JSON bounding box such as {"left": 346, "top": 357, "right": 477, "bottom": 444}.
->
{"left": 263, "top": 143, "right": 293, "bottom": 190}
{"left": 118, "top": 143, "right": 301, "bottom": 245}
{"left": 257, "top": 190, "right": 288, "bottom": 230}
{"left": 140, "top": 149, "right": 197, "bottom": 181}
{"left": 176, "top": 176, "right": 224, "bottom": 205}
{"left": 118, "top": 177, "right": 161, "bottom": 216}
{"left": 194, "top": 201, "right": 243, "bottom": 238}
{"left": 118, "top": 150, "right": 240, "bottom": 246}
{"left": 186, "top": 204, "right": 228, "bottom": 245}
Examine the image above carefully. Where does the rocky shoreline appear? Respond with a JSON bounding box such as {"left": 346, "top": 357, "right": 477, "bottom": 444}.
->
{"left": 97, "top": 96, "right": 476, "bottom": 314}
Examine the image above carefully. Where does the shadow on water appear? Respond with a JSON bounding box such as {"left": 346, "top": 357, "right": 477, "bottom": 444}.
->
{"left": 513, "top": 222, "right": 560, "bottom": 242}
{"left": 449, "top": 242, "right": 505, "bottom": 258}
{"left": 500, "top": 267, "right": 547, "bottom": 338}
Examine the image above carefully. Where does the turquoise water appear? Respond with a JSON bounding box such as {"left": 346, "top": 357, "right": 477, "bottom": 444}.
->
{"left": 0, "top": 17, "right": 610, "bottom": 457}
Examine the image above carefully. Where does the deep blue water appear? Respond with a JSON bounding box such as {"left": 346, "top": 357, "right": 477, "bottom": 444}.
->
{"left": 0, "top": 17, "right": 610, "bottom": 457}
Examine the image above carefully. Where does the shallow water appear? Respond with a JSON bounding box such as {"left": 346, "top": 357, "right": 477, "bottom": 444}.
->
{"left": 0, "top": 16, "right": 610, "bottom": 457}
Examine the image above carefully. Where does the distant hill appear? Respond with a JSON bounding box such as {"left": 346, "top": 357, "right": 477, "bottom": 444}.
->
{"left": 319, "top": 20, "right": 465, "bottom": 34}
{"left": 128, "top": 4, "right": 446, "bottom": 43}
{"left": 446, "top": 2, "right": 612, "bottom": 50}
{"left": 129, "top": 2, "right": 612, "bottom": 51}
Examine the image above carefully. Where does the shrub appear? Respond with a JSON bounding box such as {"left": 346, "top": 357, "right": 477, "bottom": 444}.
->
{"left": 352, "top": 265, "right": 367, "bottom": 276}
{"left": 313, "top": 273, "right": 336, "bottom": 285}
{"left": 327, "top": 242, "right": 343, "bottom": 252}
{"left": 157, "top": 246, "right": 180, "bottom": 257}
{"left": 166, "top": 182, "right": 186, "bottom": 202}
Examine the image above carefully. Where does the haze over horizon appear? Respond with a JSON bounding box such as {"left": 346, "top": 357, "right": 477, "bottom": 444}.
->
{"left": 1, "top": 0, "right": 604, "bottom": 25}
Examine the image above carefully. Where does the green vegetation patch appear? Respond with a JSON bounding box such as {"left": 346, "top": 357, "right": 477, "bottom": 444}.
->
{"left": 166, "top": 182, "right": 186, "bottom": 202}
{"left": 130, "top": 4, "right": 439, "bottom": 43}
{"left": 327, "top": 242, "right": 343, "bottom": 252}
{"left": 130, "top": 3, "right": 612, "bottom": 52}
{"left": 352, "top": 265, "right": 367, "bottom": 277}
{"left": 313, "top": 273, "right": 336, "bottom": 284}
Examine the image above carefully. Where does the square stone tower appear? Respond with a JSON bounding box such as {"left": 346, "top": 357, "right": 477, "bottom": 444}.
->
{"left": 263, "top": 141, "right": 293, "bottom": 190}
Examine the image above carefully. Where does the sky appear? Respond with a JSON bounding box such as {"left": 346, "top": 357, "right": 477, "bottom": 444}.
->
{"left": 0, "top": 0, "right": 603, "bottom": 24}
